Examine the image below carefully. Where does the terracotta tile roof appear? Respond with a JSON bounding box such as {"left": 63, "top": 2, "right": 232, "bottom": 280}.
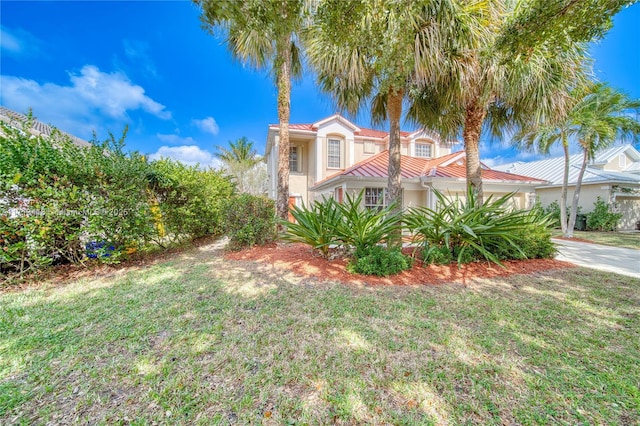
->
{"left": 312, "top": 150, "right": 544, "bottom": 190}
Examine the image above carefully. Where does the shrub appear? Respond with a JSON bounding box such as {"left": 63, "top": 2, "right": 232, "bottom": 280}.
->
{"left": 282, "top": 196, "right": 342, "bottom": 257}
{"left": 150, "top": 159, "right": 234, "bottom": 243}
{"left": 332, "top": 191, "right": 402, "bottom": 252}
{"left": 405, "top": 188, "right": 555, "bottom": 266}
{"left": 0, "top": 116, "right": 236, "bottom": 282}
{"left": 282, "top": 190, "right": 402, "bottom": 257}
{"left": 422, "top": 244, "right": 453, "bottom": 265}
{"left": 224, "top": 194, "right": 277, "bottom": 250}
{"left": 586, "top": 197, "right": 622, "bottom": 231}
{"left": 544, "top": 201, "right": 562, "bottom": 228}
{"left": 347, "top": 245, "right": 412, "bottom": 276}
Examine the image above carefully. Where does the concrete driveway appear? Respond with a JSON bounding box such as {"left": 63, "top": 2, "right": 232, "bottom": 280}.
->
{"left": 553, "top": 238, "right": 640, "bottom": 278}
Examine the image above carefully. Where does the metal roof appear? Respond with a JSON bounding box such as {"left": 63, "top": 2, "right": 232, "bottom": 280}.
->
{"left": 0, "top": 106, "right": 91, "bottom": 148}
{"left": 311, "top": 150, "right": 543, "bottom": 190}
{"left": 494, "top": 145, "right": 640, "bottom": 185}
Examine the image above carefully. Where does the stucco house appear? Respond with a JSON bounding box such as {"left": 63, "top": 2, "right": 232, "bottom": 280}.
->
{"left": 265, "top": 114, "right": 545, "bottom": 211}
{"left": 495, "top": 145, "right": 640, "bottom": 230}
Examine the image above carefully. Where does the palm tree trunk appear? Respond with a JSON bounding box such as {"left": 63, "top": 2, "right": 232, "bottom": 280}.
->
{"left": 386, "top": 87, "right": 404, "bottom": 245}
{"left": 275, "top": 35, "right": 292, "bottom": 224}
{"left": 463, "top": 100, "right": 486, "bottom": 206}
{"left": 566, "top": 146, "right": 589, "bottom": 238}
{"left": 560, "top": 133, "right": 569, "bottom": 236}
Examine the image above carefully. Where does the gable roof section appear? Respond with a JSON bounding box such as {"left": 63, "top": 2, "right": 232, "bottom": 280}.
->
{"left": 494, "top": 145, "right": 640, "bottom": 185}
{"left": 0, "top": 106, "right": 91, "bottom": 148}
{"left": 268, "top": 114, "right": 413, "bottom": 139}
{"left": 311, "top": 150, "right": 543, "bottom": 190}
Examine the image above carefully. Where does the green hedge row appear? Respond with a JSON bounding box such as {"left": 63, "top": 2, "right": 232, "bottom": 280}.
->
{"left": 0, "top": 123, "right": 246, "bottom": 279}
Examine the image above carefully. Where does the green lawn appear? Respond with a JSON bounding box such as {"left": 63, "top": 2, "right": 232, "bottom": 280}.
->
{"left": 553, "top": 229, "right": 640, "bottom": 250}
{"left": 1, "top": 242, "right": 639, "bottom": 425}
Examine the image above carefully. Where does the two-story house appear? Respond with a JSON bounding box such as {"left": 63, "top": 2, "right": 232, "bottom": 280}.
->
{"left": 265, "top": 114, "right": 545, "bottom": 211}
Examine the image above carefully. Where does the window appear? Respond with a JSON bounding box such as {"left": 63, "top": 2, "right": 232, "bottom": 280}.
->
{"left": 327, "top": 139, "right": 342, "bottom": 168}
{"left": 364, "top": 140, "right": 375, "bottom": 154}
{"left": 364, "top": 187, "right": 385, "bottom": 210}
{"left": 289, "top": 146, "right": 299, "bottom": 172}
{"left": 619, "top": 153, "right": 627, "bottom": 168}
{"left": 415, "top": 143, "right": 432, "bottom": 158}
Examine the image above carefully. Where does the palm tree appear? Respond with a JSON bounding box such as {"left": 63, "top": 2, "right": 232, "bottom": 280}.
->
{"left": 306, "top": 0, "right": 463, "bottom": 222}
{"left": 408, "top": 0, "right": 589, "bottom": 205}
{"left": 214, "top": 137, "right": 259, "bottom": 166}
{"left": 215, "top": 137, "right": 264, "bottom": 194}
{"left": 516, "top": 83, "right": 640, "bottom": 237}
{"left": 196, "top": 0, "right": 305, "bottom": 221}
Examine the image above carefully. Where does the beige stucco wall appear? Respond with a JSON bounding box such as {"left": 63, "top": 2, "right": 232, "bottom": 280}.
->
{"left": 403, "top": 190, "right": 425, "bottom": 209}
{"left": 616, "top": 198, "right": 640, "bottom": 230}
{"left": 353, "top": 139, "right": 382, "bottom": 161}
{"left": 536, "top": 185, "right": 608, "bottom": 213}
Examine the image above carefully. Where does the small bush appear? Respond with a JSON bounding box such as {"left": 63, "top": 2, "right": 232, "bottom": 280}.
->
{"left": 422, "top": 245, "right": 453, "bottom": 265}
{"left": 586, "top": 197, "right": 622, "bottom": 231}
{"left": 224, "top": 194, "right": 277, "bottom": 250}
{"left": 347, "top": 246, "right": 412, "bottom": 276}
{"left": 544, "top": 201, "right": 562, "bottom": 228}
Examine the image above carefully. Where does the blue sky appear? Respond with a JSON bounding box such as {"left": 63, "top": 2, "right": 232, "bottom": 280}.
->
{"left": 1, "top": 1, "right": 638, "bottom": 168}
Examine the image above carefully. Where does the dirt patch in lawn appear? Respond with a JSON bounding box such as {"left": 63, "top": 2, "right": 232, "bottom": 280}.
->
{"left": 225, "top": 243, "right": 575, "bottom": 286}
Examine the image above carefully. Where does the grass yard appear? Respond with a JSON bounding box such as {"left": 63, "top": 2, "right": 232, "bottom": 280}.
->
{"left": 553, "top": 229, "right": 640, "bottom": 250}
{"left": 1, "top": 241, "right": 639, "bottom": 425}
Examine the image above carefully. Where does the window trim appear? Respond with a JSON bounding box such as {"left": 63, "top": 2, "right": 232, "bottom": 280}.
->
{"left": 289, "top": 145, "right": 301, "bottom": 172}
{"left": 327, "top": 138, "right": 343, "bottom": 169}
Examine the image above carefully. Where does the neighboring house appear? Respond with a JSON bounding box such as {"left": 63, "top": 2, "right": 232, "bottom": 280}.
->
{"left": 265, "top": 114, "right": 544, "bottom": 211}
{"left": 0, "top": 106, "right": 91, "bottom": 148}
{"left": 495, "top": 145, "right": 640, "bottom": 230}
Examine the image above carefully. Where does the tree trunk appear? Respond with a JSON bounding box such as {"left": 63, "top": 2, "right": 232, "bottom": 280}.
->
{"left": 386, "top": 87, "right": 404, "bottom": 246}
{"left": 566, "top": 146, "right": 589, "bottom": 238}
{"left": 560, "top": 133, "right": 570, "bottom": 236}
{"left": 463, "top": 99, "right": 486, "bottom": 206}
{"left": 275, "top": 35, "right": 292, "bottom": 224}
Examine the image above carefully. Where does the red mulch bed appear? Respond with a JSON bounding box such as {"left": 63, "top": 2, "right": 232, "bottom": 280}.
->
{"left": 225, "top": 243, "right": 575, "bottom": 286}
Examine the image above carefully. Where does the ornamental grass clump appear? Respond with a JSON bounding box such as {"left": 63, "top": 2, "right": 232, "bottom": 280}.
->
{"left": 405, "top": 188, "right": 556, "bottom": 266}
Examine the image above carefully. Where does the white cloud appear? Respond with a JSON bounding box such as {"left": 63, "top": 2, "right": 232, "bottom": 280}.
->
{"left": 156, "top": 133, "right": 196, "bottom": 145}
{"left": 0, "top": 26, "right": 41, "bottom": 57}
{"left": 0, "top": 27, "right": 21, "bottom": 52}
{"left": 149, "top": 145, "right": 222, "bottom": 169}
{"left": 0, "top": 65, "right": 170, "bottom": 139}
{"left": 482, "top": 157, "right": 502, "bottom": 168}
{"left": 192, "top": 117, "right": 219, "bottom": 135}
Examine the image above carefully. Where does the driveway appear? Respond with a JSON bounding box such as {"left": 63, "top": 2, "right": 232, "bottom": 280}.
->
{"left": 553, "top": 238, "right": 640, "bottom": 278}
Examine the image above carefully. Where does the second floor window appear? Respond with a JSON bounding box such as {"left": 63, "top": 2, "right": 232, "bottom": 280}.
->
{"left": 328, "top": 139, "right": 341, "bottom": 168}
{"left": 289, "top": 146, "right": 299, "bottom": 172}
{"left": 415, "top": 143, "right": 432, "bottom": 158}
